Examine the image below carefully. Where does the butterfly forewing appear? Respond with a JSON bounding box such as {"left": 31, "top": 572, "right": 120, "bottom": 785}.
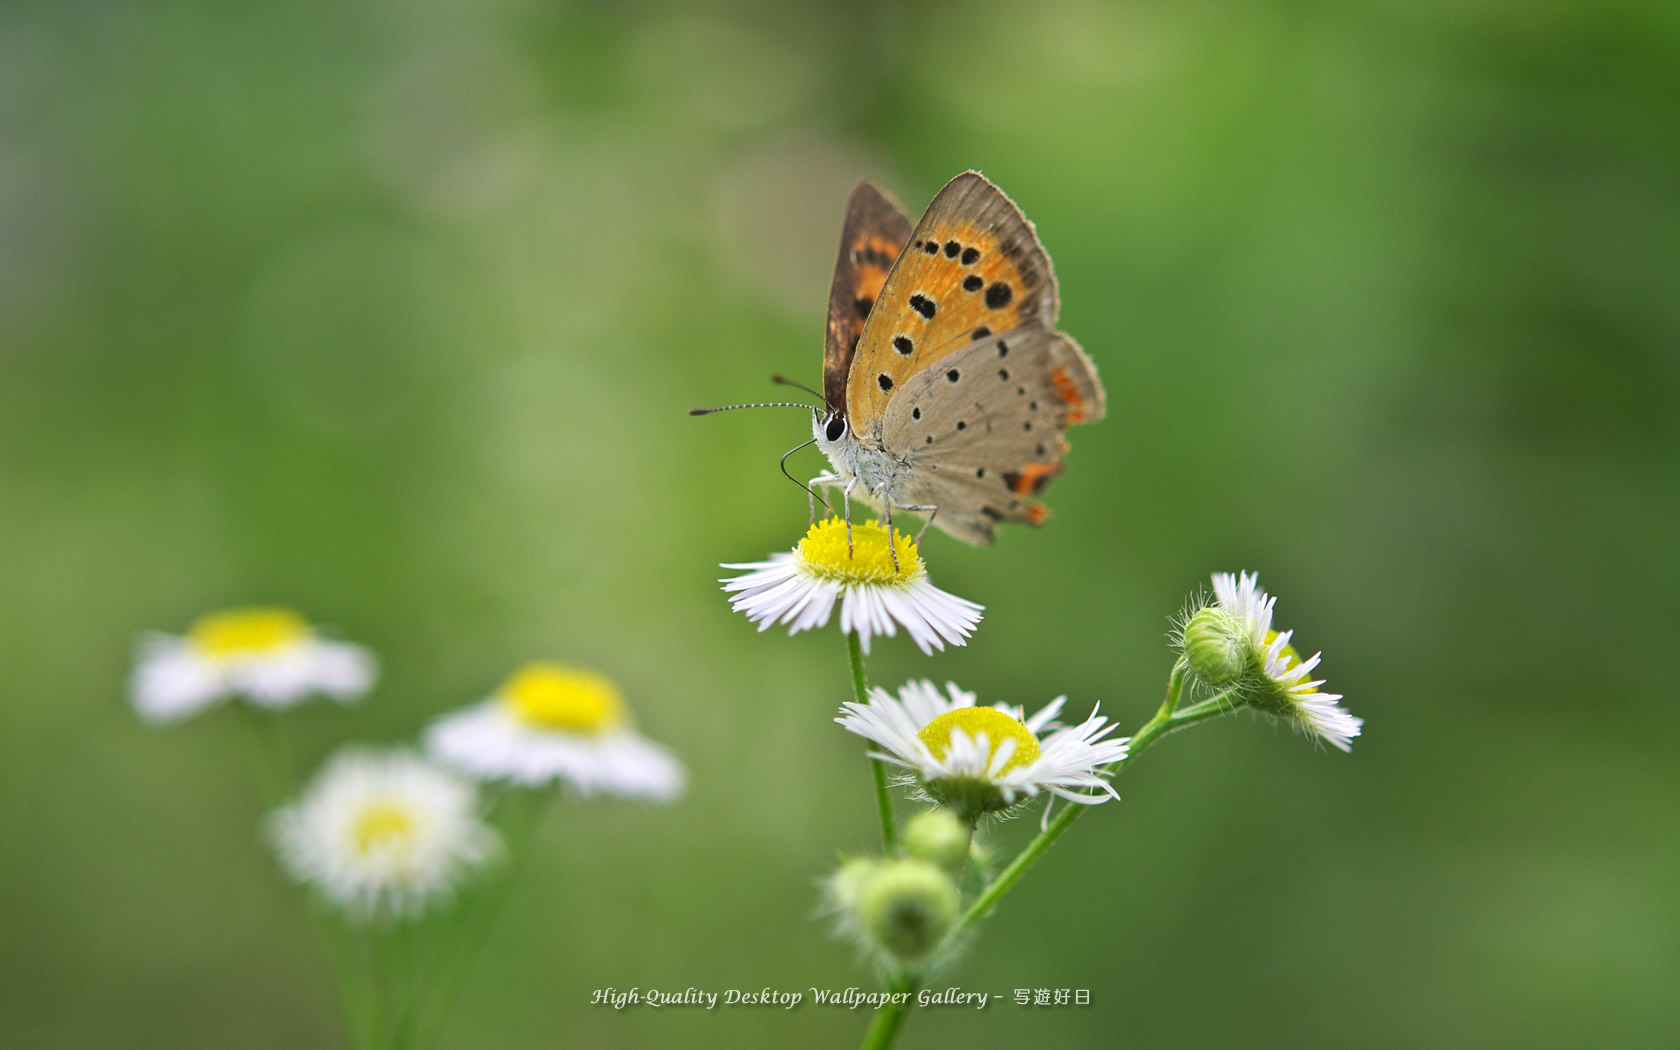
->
{"left": 845, "top": 171, "right": 1059, "bottom": 428}
{"left": 823, "top": 181, "right": 914, "bottom": 414}
{"left": 879, "top": 328, "right": 1104, "bottom": 545}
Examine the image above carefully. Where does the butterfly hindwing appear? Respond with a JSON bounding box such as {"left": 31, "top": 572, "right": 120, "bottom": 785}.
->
{"left": 845, "top": 171, "right": 1059, "bottom": 429}
{"left": 878, "top": 327, "right": 1104, "bottom": 545}
{"left": 823, "top": 180, "right": 914, "bottom": 414}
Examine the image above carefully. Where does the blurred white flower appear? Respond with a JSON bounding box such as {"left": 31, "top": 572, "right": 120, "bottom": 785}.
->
{"left": 426, "top": 663, "right": 684, "bottom": 801}
{"left": 130, "top": 607, "right": 375, "bottom": 724}
{"left": 269, "top": 749, "right": 498, "bottom": 922}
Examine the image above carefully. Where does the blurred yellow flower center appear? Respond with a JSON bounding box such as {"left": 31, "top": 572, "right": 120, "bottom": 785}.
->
{"left": 351, "top": 803, "right": 414, "bottom": 854}
{"left": 189, "top": 608, "right": 310, "bottom": 657}
{"left": 918, "top": 707, "right": 1041, "bottom": 774}
{"left": 501, "top": 663, "right": 625, "bottom": 734}
{"left": 797, "top": 518, "right": 921, "bottom": 584}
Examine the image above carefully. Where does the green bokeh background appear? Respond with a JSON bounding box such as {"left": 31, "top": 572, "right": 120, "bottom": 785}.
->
{"left": 3, "top": 0, "right": 1676, "bottom": 1047}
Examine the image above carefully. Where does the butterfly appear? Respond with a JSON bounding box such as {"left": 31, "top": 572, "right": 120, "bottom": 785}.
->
{"left": 808, "top": 171, "right": 1105, "bottom": 548}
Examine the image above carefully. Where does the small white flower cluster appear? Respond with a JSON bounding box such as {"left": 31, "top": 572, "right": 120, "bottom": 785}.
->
{"left": 721, "top": 518, "right": 1362, "bottom": 977}
{"left": 130, "top": 608, "right": 684, "bottom": 922}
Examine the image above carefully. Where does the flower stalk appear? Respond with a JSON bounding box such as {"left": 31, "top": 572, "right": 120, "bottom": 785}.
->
{"left": 847, "top": 630, "right": 898, "bottom": 853}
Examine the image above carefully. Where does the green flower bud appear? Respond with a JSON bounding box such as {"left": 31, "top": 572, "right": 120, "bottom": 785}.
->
{"left": 1182, "top": 605, "right": 1247, "bottom": 687}
{"left": 903, "top": 809, "right": 970, "bottom": 869}
{"left": 825, "top": 857, "right": 880, "bottom": 914}
{"left": 856, "top": 858, "right": 960, "bottom": 966}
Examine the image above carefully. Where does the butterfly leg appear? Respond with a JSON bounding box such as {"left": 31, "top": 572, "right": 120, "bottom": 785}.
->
{"left": 807, "top": 472, "right": 841, "bottom": 525}
{"left": 879, "top": 485, "right": 902, "bottom": 571}
{"left": 897, "top": 503, "right": 938, "bottom": 545}
{"left": 842, "top": 476, "right": 860, "bottom": 557}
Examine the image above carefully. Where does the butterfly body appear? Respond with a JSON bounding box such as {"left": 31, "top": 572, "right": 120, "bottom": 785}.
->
{"left": 809, "top": 172, "right": 1106, "bottom": 547}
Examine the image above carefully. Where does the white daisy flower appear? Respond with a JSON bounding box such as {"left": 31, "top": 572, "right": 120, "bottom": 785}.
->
{"left": 130, "top": 607, "right": 376, "bottom": 724}
{"left": 837, "top": 680, "right": 1130, "bottom": 825}
{"left": 721, "top": 518, "right": 983, "bottom": 655}
{"left": 269, "top": 749, "right": 498, "bottom": 922}
{"left": 425, "top": 663, "right": 684, "bottom": 801}
{"left": 1209, "top": 571, "right": 1363, "bottom": 751}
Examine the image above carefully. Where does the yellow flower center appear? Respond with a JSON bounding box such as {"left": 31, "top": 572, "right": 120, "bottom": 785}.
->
{"left": 500, "top": 662, "right": 625, "bottom": 734}
{"left": 351, "top": 803, "right": 415, "bottom": 855}
{"left": 188, "top": 607, "right": 310, "bottom": 657}
{"left": 796, "top": 518, "right": 921, "bottom": 584}
{"left": 917, "top": 707, "right": 1041, "bottom": 774}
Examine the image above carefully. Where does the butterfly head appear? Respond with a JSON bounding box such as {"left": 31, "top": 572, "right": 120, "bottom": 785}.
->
{"left": 817, "top": 408, "right": 846, "bottom": 442}
{"left": 813, "top": 405, "right": 860, "bottom": 466}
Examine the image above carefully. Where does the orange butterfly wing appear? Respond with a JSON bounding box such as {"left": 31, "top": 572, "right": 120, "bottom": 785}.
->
{"left": 845, "top": 171, "right": 1059, "bottom": 429}
{"left": 823, "top": 181, "right": 914, "bottom": 414}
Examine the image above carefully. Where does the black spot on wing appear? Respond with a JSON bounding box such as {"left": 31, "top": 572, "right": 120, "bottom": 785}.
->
{"left": 854, "top": 296, "right": 873, "bottom": 318}
{"left": 946, "top": 369, "right": 960, "bottom": 382}
{"left": 961, "top": 246, "right": 981, "bottom": 265}
{"left": 923, "top": 241, "right": 939, "bottom": 255}
{"left": 909, "top": 294, "right": 936, "bottom": 319}
{"left": 944, "top": 240, "right": 960, "bottom": 258}
{"left": 893, "top": 335, "right": 913, "bottom": 355}
{"left": 985, "top": 282, "right": 1013, "bottom": 310}
{"left": 963, "top": 274, "right": 983, "bottom": 292}
{"left": 1003, "top": 469, "right": 1057, "bottom": 496}
{"left": 878, "top": 374, "right": 893, "bottom": 392}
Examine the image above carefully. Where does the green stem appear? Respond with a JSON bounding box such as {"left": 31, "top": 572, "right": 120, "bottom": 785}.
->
{"left": 858, "top": 972, "right": 916, "bottom": 1050}
{"left": 311, "top": 904, "right": 375, "bottom": 1050}
{"left": 364, "top": 927, "right": 387, "bottom": 1050}
{"left": 238, "top": 704, "right": 298, "bottom": 806}
{"left": 240, "top": 707, "right": 372, "bottom": 1047}
{"left": 955, "top": 684, "right": 1234, "bottom": 936}
{"left": 404, "top": 788, "right": 548, "bottom": 1049}
{"left": 847, "top": 631, "right": 897, "bottom": 853}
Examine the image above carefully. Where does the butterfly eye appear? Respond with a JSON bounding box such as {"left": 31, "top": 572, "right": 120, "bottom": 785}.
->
{"left": 825, "top": 416, "right": 846, "bottom": 441}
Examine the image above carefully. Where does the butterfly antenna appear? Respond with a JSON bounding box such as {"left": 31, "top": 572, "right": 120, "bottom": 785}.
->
{"left": 780, "top": 436, "right": 831, "bottom": 513}
{"left": 689, "top": 401, "right": 815, "bottom": 416}
{"left": 770, "top": 374, "right": 823, "bottom": 400}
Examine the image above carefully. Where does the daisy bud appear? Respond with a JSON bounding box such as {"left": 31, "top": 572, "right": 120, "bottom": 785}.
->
{"left": 825, "top": 857, "right": 881, "bottom": 915}
{"left": 1205, "top": 572, "right": 1362, "bottom": 751}
{"left": 1182, "top": 605, "right": 1246, "bottom": 688}
{"left": 855, "top": 858, "right": 961, "bottom": 966}
{"left": 903, "top": 809, "right": 970, "bottom": 870}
